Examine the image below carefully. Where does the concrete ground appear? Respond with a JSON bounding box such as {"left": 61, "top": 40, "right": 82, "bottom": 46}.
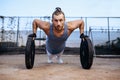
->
{"left": 0, "top": 54, "right": 120, "bottom": 80}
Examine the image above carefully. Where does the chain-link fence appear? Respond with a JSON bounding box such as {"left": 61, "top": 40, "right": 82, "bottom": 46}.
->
{"left": 0, "top": 16, "right": 120, "bottom": 49}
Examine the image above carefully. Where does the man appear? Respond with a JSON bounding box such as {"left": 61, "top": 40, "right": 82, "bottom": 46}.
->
{"left": 29, "top": 7, "right": 85, "bottom": 63}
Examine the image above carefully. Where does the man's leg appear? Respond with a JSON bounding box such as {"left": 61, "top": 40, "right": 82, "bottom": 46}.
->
{"left": 46, "top": 50, "right": 53, "bottom": 63}
{"left": 56, "top": 50, "right": 64, "bottom": 63}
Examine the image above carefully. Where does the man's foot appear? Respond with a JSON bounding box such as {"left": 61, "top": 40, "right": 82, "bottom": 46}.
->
{"left": 58, "top": 58, "right": 63, "bottom": 64}
{"left": 47, "top": 55, "right": 53, "bottom": 63}
{"left": 57, "top": 56, "right": 63, "bottom": 64}
{"left": 48, "top": 59, "right": 53, "bottom": 63}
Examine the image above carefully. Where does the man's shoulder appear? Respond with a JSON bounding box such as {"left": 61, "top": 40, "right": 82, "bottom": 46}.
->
{"left": 66, "top": 22, "right": 72, "bottom": 28}
{"left": 41, "top": 22, "right": 50, "bottom": 30}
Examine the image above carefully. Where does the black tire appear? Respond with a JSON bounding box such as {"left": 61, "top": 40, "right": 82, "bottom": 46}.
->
{"left": 25, "top": 37, "right": 35, "bottom": 69}
{"left": 80, "top": 36, "right": 94, "bottom": 69}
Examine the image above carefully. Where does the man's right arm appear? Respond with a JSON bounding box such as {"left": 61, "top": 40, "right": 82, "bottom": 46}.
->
{"left": 32, "top": 19, "right": 50, "bottom": 36}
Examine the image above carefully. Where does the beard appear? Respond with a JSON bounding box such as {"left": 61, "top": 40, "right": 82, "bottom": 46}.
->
{"left": 54, "top": 25, "right": 63, "bottom": 32}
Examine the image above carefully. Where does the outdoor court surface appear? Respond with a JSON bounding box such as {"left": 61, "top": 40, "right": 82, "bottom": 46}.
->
{"left": 0, "top": 54, "right": 120, "bottom": 80}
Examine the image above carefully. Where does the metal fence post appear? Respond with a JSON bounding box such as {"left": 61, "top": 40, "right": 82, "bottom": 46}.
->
{"left": 107, "top": 17, "right": 110, "bottom": 48}
{"left": 16, "top": 17, "right": 20, "bottom": 47}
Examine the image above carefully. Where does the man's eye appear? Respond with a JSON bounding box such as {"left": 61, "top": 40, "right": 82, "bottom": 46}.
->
{"left": 55, "top": 20, "right": 58, "bottom": 22}
{"left": 60, "top": 19, "right": 63, "bottom": 22}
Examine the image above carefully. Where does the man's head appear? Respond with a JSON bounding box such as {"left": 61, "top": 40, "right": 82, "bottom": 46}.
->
{"left": 52, "top": 7, "right": 65, "bottom": 32}
{"left": 52, "top": 7, "right": 65, "bottom": 19}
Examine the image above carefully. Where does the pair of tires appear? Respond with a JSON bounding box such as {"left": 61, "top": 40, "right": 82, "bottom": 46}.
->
{"left": 25, "top": 36, "right": 94, "bottom": 69}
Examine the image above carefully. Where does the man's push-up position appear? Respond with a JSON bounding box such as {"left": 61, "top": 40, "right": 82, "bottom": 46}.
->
{"left": 29, "top": 7, "right": 85, "bottom": 63}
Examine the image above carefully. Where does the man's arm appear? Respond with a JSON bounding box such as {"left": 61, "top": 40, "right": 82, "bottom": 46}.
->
{"left": 32, "top": 19, "right": 50, "bottom": 35}
{"left": 67, "top": 20, "right": 84, "bottom": 35}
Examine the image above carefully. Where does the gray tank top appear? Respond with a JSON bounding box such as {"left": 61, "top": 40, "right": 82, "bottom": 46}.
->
{"left": 46, "top": 23, "right": 69, "bottom": 54}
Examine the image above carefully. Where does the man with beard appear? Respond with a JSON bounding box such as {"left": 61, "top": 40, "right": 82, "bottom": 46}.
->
{"left": 29, "top": 7, "right": 85, "bottom": 63}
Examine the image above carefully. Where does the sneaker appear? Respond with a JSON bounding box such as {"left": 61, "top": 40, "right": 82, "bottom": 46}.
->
{"left": 58, "top": 58, "right": 63, "bottom": 64}
{"left": 48, "top": 59, "right": 53, "bottom": 63}
{"left": 57, "top": 56, "right": 63, "bottom": 64}
{"left": 47, "top": 55, "right": 53, "bottom": 63}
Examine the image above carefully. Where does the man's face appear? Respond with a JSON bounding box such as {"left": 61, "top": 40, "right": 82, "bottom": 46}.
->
{"left": 52, "top": 14, "right": 65, "bottom": 31}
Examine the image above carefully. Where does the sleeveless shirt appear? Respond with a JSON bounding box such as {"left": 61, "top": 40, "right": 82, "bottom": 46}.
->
{"left": 46, "top": 23, "right": 69, "bottom": 54}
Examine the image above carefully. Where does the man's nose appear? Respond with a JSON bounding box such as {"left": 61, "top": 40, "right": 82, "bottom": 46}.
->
{"left": 57, "top": 21, "right": 61, "bottom": 25}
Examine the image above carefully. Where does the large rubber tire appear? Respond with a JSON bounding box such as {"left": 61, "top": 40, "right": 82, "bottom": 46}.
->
{"left": 80, "top": 36, "right": 94, "bottom": 69}
{"left": 25, "top": 37, "right": 35, "bottom": 69}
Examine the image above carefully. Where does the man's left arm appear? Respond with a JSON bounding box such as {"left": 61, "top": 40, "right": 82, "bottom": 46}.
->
{"left": 67, "top": 20, "right": 85, "bottom": 39}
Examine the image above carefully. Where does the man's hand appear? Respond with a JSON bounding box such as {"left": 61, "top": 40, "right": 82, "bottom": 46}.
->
{"left": 28, "top": 33, "right": 36, "bottom": 37}
{"left": 80, "top": 33, "right": 85, "bottom": 39}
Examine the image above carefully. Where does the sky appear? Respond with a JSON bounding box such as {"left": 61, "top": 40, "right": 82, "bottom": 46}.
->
{"left": 0, "top": 0, "right": 120, "bottom": 17}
